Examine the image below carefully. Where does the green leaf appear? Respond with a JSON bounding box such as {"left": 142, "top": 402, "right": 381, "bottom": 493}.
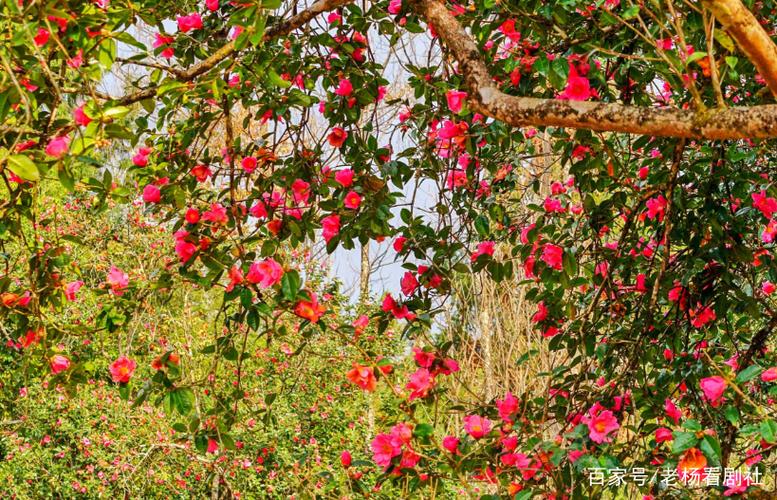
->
{"left": 672, "top": 431, "right": 698, "bottom": 454}
{"left": 413, "top": 423, "right": 434, "bottom": 438}
{"left": 700, "top": 435, "right": 721, "bottom": 466}
{"left": 281, "top": 270, "right": 300, "bottom": 301}
{"left": 267, "top": 70, "right": 291, "bottom": 88}
{"left": 724, "top": 405, "right": 739, "bottom": 425}
{"left": 165, "top": 388, "right": 195, "bottom": 416}
{"left": 685, "top": 51, "right": 708, "bottom": 65}
{"left": 760, "top": 420, "right": 777, "bottom": 443}
{"left": 714, "top": 30, "right": 736, "bottom": 52}
{"left": 7, "top": 154, "right": 40, "bottom": 181}
{"left": 736, "top": 365, "right": 762, "bottom": 383}
{"left": 622, "top": 5, "right": 640, "bottom": 19}
{"left": 102, "top": 106, "right": 131, "bottom": 120}
{"left": 58, "top": 166, "right": 75, "bottom": 191}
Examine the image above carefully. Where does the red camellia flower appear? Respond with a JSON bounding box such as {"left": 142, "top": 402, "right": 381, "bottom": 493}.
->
{"left": 33, "top": 28, "right": 50, "bottom": 46}
{"left": 327, "top": 127, "right": 348, "bottom": 148}
{"left": 400, "top": 271, "right": 419, "bottom": 296}
{"left": 294, "top": 292, "right": 326, "bottom": 323}
{"left": 346, "top": 363, "right": 377, "bottom": 391}
{"left": 677, "top": 447, "right": 707, "bottom": 482}
{"left": 190, "top": 164, "right": 212, "bottom": 182}
{"left": 340, "top": 450, "right": 352, "bottom": 468}
{"left": 109, "top": 356, "right": 137, "bottom": 383}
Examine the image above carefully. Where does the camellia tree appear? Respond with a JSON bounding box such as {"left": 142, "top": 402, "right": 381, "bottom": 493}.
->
{"left": 3, "top": 0, "right": 777, "bottom": 497}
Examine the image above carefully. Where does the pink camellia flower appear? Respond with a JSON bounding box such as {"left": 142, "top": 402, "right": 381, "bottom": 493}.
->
{"left": 202, "top": 202, "right": 228, "bottom": 225}
{"left": 763, "top": 219, "right": 777, "bottom": 243}
{"left": 34, "top": 28, "right": 50, "bottom": 46}
{"left": 177, "top": 13, "right": 203, "bottom": 33}
{"left": 340, "top": 450, "right": 352, "bottom": 468}
{"left": 334, "top": 168, "right": 354, "bottom": 187}
{"left": 665, "top": 398, "right": 682, "bottom": 424}
{"left": 532, "top": 301, "right": 548, "bottom": 323}
{"left": 67, "top": 49, "right": 84, "bottom": 68}
{"left": 45, "top": 135, "right": 70, "bottom": 158}
{"left": 132, "top": 152, "right": 149, "bottom": 167}
{"left": 335, "top": 78, "right": 353, "bottom": 97}
{"left": 206, "top": 0, "right": 219, "bottom": 11}
{"left": 207, "top": 438, "right": 219, "bottom": 454}
{"left": 471, "top": 241, "right": 495, "bottom": 261}
{"left": 246, "top": 258, "right": 284, "bottom": 288}
{"left": 106, "top": 266, "right": 129, "bottom": 296}
{"left": 446, "top": 90, "right": 467, "bottom": 113}
{"left": 371, "top": 433, "right": 402, "bottom": 469}
{"left": 353, "top": 314, "right": 369, "bottom": 335}
{"left": 109, "top": 356, "right": 136, "bottom": 383}
{"left": 655, "top": 427, "right": 673, "bottom": 443}
{"left": 174, "top": 237, "right": 197, "bottom": 263}
{"left": 321, "top": 214, "right": 341, "bottom": 243}
{"left": 142, "top": 184, "right": 161, "bottom": 203}
{"left": 583, "top": 408, "right": 619, "bottom": 444}
{"left": 65, "top": 280, "right": 84, "bottom": 302}
{"left": 752, "top": 190, "right": 777, "bottom": 219}
{"left": 700, "top": 376, "right": 726, "bottom": 404}
{"left": 763, "top": 281, "right": 776, "bottom": 295}
{"left": 388, "top": 0, "right": 402, "bottom": 14}
{"left": 249, "top": 201, "right": 267, "bottom": 219}
{"left": 400, "top": 271, "right": 419, "bottom": 296}
{"left": 568, "top": 449, "right": 585, "bottom": 462}
{"left": 73, "top": 105, "right": 91, "bottom": 126}
{"left": 558, "top": 66, "right": 593, "bottom": 101}
{"left": 541, "top": 243, "right": 564, "bottom": 270}
{"left": 412, "top": 347, "right": 434, "bottom": 368}
{"left": 442, "top": 436, "right": 459, "bottom": 454}
{"left": 646, "top": 195, "right": 667, "bottom": 220}
{"left": 657, "top": 38, "right": 674, "bottom": 50}
{"left": 463, "top": 414, "right": 491, "bottom": 439}
{"left": 344, "top": 191, "right": 362, "bottom": 209}
{"left": 406, "top": 368, "right": 434, "bottom": 400}
{"left": 761, "top": 367, "right": 777, "bottom": 382}
{"left": 50, "top": 355, "right": 71, "bottom": 375}
{"left": 153, "top": 33, "right": 174, "bottom": 48}
{"left": 242, "top": 156, "right": 258, "bottom": 173}
{"left": 496, "top": 392, "right": 519, "bottom": 422}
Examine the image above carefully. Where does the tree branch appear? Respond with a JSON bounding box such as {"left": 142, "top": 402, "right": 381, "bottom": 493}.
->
{"left": 108, "top": 0, "right": 354, "bottom": 106}
{"left": 411, "top": 0, "right": 777, "bottom": 139}
{"left": 703, "top": 0, "right": 777, "bottom": 98}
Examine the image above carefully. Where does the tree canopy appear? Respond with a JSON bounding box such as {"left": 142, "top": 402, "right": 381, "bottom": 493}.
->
{"left": 3, "top": 0, "right": 777, "bottom": 497}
